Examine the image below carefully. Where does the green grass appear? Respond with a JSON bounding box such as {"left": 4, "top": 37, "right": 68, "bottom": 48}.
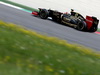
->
{"left": 0, "top": 0, "right": 38, "bottom": 11}
{"left": 97, "top": 28, "right": 100, "bottom": 32}
{"left": 0, "top": 21, "right": 100, "bottom": 75}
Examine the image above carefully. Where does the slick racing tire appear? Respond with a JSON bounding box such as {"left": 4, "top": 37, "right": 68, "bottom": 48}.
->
{"left": 77, "top": 21, "right": 86, "bottom": 31}
{"left": 39, "top": 9, "right": 49, "bottom": 19}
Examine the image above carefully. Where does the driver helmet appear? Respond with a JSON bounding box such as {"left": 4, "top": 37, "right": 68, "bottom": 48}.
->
{"left": 71, "top": 9, "right": 74, "bottom": 12}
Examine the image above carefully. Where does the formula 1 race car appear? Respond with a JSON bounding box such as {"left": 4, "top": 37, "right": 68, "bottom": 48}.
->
{"left": 32, "top": 8, "right": 99, "bottom": 32}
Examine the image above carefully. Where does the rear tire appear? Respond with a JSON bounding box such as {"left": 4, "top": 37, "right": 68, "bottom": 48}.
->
{"left": 39, "top": 9, "right": 49, "bottom": 19}
{"left": 76, "top": 21, "right": 86, "bottom": 31}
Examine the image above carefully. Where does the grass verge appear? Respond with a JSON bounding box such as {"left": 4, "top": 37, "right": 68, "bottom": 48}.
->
{"left": 0, "top": 0, "right": 38, "bottom": 11}
{"left": 97, "top": 28, "right": 100, "bottom": 32}
{"left": 0, "top": 20, "right": 100, "bottom": 75}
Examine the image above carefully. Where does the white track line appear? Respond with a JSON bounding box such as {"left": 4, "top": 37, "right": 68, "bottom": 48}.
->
{"left": 0, "top": 1, "right": 22, "bottom": 9}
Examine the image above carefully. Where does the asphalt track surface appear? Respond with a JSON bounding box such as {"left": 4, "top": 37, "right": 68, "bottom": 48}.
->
{"left": 0, "top": 4, "right": 100, "bottom": 51}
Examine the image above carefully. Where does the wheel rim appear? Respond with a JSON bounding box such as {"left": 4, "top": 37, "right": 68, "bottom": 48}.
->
{"left": 40, "top": 11, "right": 46, "bottom": 18}
{"left": 78, "top": 22, "right": 85, "bottom": 30}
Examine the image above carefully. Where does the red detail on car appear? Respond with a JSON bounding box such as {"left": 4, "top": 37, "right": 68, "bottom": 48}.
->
{"left": 85, "top": 16, "right": 94, "bottom": 30}
{"left": 32, "top": 11, "right": 38, "bottom": 16}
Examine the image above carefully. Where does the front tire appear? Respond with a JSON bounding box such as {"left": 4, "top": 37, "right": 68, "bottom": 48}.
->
{"left": 39, "top": 9, "right": 49, "bottom": 19}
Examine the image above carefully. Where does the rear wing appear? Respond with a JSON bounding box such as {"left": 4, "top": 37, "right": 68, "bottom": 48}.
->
{"left": 85, "top": 16, "right": 99, "bottom": 30}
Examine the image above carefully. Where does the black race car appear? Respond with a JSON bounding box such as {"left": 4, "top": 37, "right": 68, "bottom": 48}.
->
{"left": 32, "top": 8, "right": 99, "bottom": 32}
